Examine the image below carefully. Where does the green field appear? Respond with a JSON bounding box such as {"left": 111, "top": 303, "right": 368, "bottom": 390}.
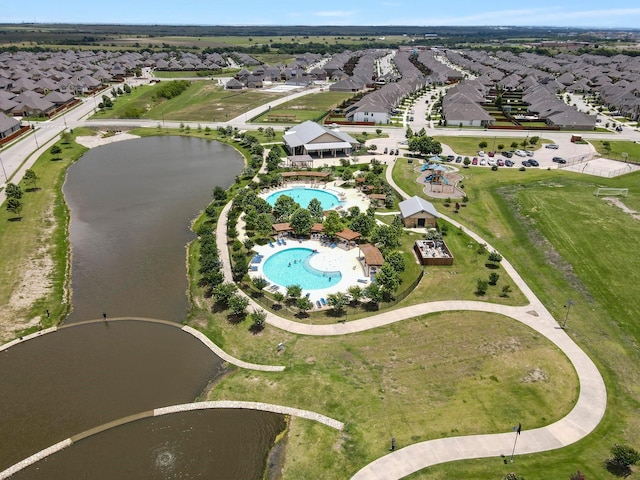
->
{"left": 433, "top": 136, "right": 552, "bottom": 156}
{"left": 93, "top": 81, "right": 285, "bottom": 122}
{"left": 590, "top": 139, "right": 640, "bottom": 163}
{"left": 254, "top": 91, "right": 354, "bottom": 124}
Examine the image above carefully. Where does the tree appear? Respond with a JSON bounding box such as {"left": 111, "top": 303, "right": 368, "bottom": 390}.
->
{"left": 489, "top": 272, "right": 500, "bottom": 285}
{"left": 488, "top": 252, "right": 503, "bottom": 265}
{"left": 286, "top": 284, "right": 302, "bottom": 302}
{"left": 503, "top": 474, "right": 525, "bottom": 480}
{"left": 347, "top": 285, "right": 363, "bottom": 305}
{"left": 290, "top": 208, "right": 313, "bottom": 236}
{"left": 375, "top": 263, "right": 400, "bottom": 299}
{"left": 255, "top": 213, "right": 273, "bottom": 237}
{"left": 405, "top": 125, "right": 413, "bottom": 139}
{"left": 50, "top": 145, "right": 62, "bottom": 160}
{"left": 372, "top": 224, "right": 400, "bottom": 254}
{"left": 463, "top": 157, "right": 471, "bottom": 168}
{"left": 408, "top": 135, "right": 442, "bottom": 156}
{"left": 5, "top": 182, "right": 23, "bottom": 200}
{"left": 272, "top": 291, "right": 285, "bottom": 309}
{"left": 204, "top": 126, "right": 212, "bottom": 135}
{"left": 569, "top": 471, "right": 586, "bottom": 480}
{"left": 376, "top": 128, "right": 382, "bottom": 135}
{"left": 212, "top": 282, "right": 238, "bottom": 307}
{"left": 272, "top": 195, "right": 299, "bottom": 222}
{"left": 385, "top": 251, "right": 406, "bottom": 273}
{"left": 609, "top": 444, "right": 640, "bottom": 469}
{"left": 249, "top": 309, "right": 267, "bottom": 331}
{"left": 510, "top": 141, "right": 519, "bottom": 149}
{"left": 475, "top": 279, "right": 488, "bottom": 296}
{"left": 323, "top": 211, "right": 344, "bottom": 238}
{"left": 350, "top": 212, "right": 375, "bottom": 237}
{"left": 228, "top": 293, "right": 249, "bottom": 316}
{"left": 60, "top": 131, "right": 72, "bottom": 144}
{"left": 23, "top": 169, "right": 38, "bottom": 190}
{"left": 327, "top": 292, "right": 349, "bottom": 315}
{"left": 307, "top": 198, "right": 324, "bottom": 222}
{"left": 497, "top": 143, "right": 505, "bottom": 150}
{"left": 252, "top": 276, "right": 269, "bottom": 291}
{"left": 529, "top": 136, "right": 539, "bottom": 145}
{"left": 296, "top": 296, "right": 313, "bottom": 317}
{"left": 479, "top": 141, "right": 488, "bottom": 149}
{"left": 364, "top": 282, "right": 383, "bottom": 308}
{"left": 6, "top": 197, "right": 23, "bottom": 217}
{"left": 264, "top": 127, "right": 275, "bottom": 140}
{"left": 500, "top": 284, "right": 512, "bottom": 297}
{"left": 212, "top": 185, "right": 227, "bottom": 203}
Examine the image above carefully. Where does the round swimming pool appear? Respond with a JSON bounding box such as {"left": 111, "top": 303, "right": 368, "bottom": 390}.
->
{"left": 266, "top": 187, "right": 342, "bottom": 210}
{"left": 262, "top": 247, "right": 342, "bottom": 290}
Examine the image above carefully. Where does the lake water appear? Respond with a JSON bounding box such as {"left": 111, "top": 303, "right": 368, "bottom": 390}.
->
{"left": 1, "top": 137, "right": 286, "bottom": 477}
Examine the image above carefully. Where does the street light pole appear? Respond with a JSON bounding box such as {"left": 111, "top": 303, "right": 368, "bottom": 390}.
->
{"left": 0, "top": 151, "right": 7, "bottom": 182}
{"left": 562, "top": 300, "right": 575, "bottom": 329}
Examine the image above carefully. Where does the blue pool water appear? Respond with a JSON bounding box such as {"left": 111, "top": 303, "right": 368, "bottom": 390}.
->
{"left": 266, "top": 188, "right": 342, "bottom": 210}
{"left": 262, "top": 248, "right": 342, "bottom": 290}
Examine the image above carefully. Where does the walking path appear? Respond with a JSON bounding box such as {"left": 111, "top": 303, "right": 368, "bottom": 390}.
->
{"left": 214, "top": 158, "right": 607, "bottom": 479}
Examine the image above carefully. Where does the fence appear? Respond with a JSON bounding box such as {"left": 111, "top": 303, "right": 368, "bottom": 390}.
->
{"left": 380, "top": 269, "right": 425, "bottom": 308}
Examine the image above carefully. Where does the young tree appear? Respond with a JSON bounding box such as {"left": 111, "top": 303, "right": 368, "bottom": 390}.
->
{"left": 347, "top": 285, "right": 363, "bottom": 305}
{"left": 296, "top": 296, "right": 313, "bottom": 317}
{"left": 272, "top": 291, "right": 285, "bottom": 309}
{"left": 212, "top": 282, "right": 238, "bottom": 307}
{"left": 50, "top": 145, "right": 62, "bottom": 160}
{"left": 23, "top": 169, "right": 38, "bottom": 190}
{"left": 228, "top": 293, "right": 249, "bottom": 316}
{"left": 327, "top": 292, "right": 349, "bottom": 315}
{"left": 475, "top": 279, "right": 489, "bottom": 296}
{"left": 497, "top": 144, "right": 505, "bottom": 150}
{"left": 6, "top": 197, "right": 23, "bottom": 217}
{"left": 479, "top": 141, "right": 488, "bottom": 149}
{"left": 255, "top": 213, "right": 273, "bottom": 237}
{"left": 5, "top": 182, "right": 23, "bottom": 199}
{"left": 405, "top": 125, "right": 413, "bottom": 139}
{"left": 489, "top": 272, "right": 500, "bottom": 285}
{"left": 252, "top": 276, "right": 269, "bottom": 291}
{"left": 463, "top": 157, "right": 471, "bottom": 168}
{"left": 488, "top": 252, "right": 503, "bottom": 265}
{"left": 385, "top": 250, "right": 406, "bottom": 273}
{"left": 212, "top": 185, "right": 227, "bottom": 203}
{"left": 286, "top": 284, "right": 302, "bottom": 302}
{"left": 364, "top": 282, "right": 383, "bottom": 309}
{"left": 500, "top": 284, "right": 512, "bottom": 297}
{"left": 249, "top": 309, "right": 267, "bottom": 331}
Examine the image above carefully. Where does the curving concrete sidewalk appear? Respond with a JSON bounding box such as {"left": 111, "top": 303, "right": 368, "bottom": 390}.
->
{"left": 213, "top": 160, "right": 607, "bottom": 479}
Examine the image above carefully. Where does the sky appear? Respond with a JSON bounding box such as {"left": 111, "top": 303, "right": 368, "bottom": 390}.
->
{"left": 3, "top": 0, "right": 640, "bottom": 29}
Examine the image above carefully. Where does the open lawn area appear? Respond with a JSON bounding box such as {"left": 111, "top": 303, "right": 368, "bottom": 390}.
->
{"left": 391, "top": 162, "right": 640, "bottom": 479}
{"left": 590, "top": 139, "right": 640, "bottom": 163}
{"left": 254, "top": 91, "right": 353, "bottom": 124}
{"left": 433, "top": 136, "right": 553, "bottom": 156}
{"left": 93, "top": 81, "right": 285, "bottom": 122}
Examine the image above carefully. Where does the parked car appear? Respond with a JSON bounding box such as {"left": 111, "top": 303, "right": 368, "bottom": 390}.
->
{"left": 480, "top": 158, "right": 486, "bottom": 166}
{"left": 545, "top": 144, "right": 559, "bottom": 149}
{"left": 472, "top": 157, "right": 478, "bottom": 165}
{"left": 552, "top": 157, "right": 567, "bottom": 164}
{"left": 446, "top": 155, "right": 455, "bottom": 162}
{"left": 497, "top": 159, "right": 505, "bottom": 166}
{"left": 395, "top": 149, "right": 399, "bottom": 155}
{"left": 384, "top": 147, "right": 388, "bottom": 154}
{"left": 478, "top": 150, "right": 485, "bottom": 156}
{"left": 488, "top": 159, "right": 496, "bottom": 166}
{"left": 522, "top": 160, "right": 531, "bottom": 167}
{"left": 505, "top": 159, "right": 514, "bottom": 167}
{"left": 455, "top": 156, "right": 462, "bottom": 163}
{"left": 488, "top": 151, "right": 495, "bottom": 157}
{"left": 525, "top": 150, "right": 534, "bottom": 156}
{"left": 528, "top": 159, "right": 539, "bottom": 167}
{"left": 515, "top": 149, "right": 527, "bottom": 157}
{"left": 502, "top": 151, "right": 513, "bottom": 158}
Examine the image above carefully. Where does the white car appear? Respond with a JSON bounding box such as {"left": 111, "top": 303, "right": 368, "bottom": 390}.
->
{"left": 480, "top": 158, "right": 486, "bottom": 166}
{"left": 514, "top": 150, "right": 527, "bottom": 157}
{"left": 545, "top": 144, "right": 560, "bottom": 149}
{"left": 487, "top": 159, "right": 496, "bottom": 166}
{"left": 478, "top": 150, "right": 485, "bottom": 156}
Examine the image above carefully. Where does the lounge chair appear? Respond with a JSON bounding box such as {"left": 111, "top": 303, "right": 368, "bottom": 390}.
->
{"left": 320, "top": 298, "right": 327, "bottom": 306}
{"left": 249, "top": 265, "right": 258, "bottom": 272}
{"left": 316, "top": 300, "right": 322, "bottom": 308}
{"left": 269, "top": 241, "right": 274, "bottom": 248}
{"left": 276, "top": 238, "right": 282, "bottom": 245}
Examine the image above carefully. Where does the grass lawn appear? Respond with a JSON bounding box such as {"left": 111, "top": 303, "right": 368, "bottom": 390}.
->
{"left": 200, "top": 308, "right": 577, "bottom": 478}
{"left": 0, "top": 128, "right": 92, "bottom": 339}
{"left": 590, "top": 139, "right": 640, "bottom": 163}
{"left": 433, "top": 136, "right": 553, "bottom": 156}
{"left": 93, "top": 81, "right": 285, "bottom": 122}
{"left": 254, "top": 91, "right": 353, "bottom": 124}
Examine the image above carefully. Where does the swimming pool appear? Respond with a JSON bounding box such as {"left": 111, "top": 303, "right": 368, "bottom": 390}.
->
{"left": 266, "top": 187, "right": 342, "bottom": 211}
{"left": 262, "top": 247, "right": 342, "bottom": 290}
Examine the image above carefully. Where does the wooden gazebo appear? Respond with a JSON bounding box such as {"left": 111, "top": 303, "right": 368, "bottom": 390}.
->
{"left": 359, "top": 243, "right": 384, "bottom": 276}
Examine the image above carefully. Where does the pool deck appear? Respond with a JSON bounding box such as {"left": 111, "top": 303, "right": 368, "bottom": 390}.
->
{"left": 250, "top": 183, "right": 374, "bottom": 305}
{"left": 251, "top": 239, "right": 369, "bottom": 305}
